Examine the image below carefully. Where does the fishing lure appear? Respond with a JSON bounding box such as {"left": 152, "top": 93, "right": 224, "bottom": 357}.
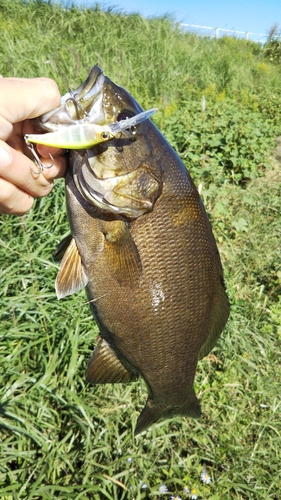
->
{"left": 25, "top": 108, "right": 157, "bottom": 150}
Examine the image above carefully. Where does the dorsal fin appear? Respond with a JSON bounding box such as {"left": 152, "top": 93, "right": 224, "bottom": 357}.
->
{"left": 54, "top": 237, "right": 88, "bottom": 299}
{"left": 86, "top": 337, "right": 138, "bottom": 384}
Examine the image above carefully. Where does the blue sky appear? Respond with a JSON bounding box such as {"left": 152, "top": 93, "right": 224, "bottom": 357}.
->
{"left": 70, "top": 0, "right": 281, "bottom": 42}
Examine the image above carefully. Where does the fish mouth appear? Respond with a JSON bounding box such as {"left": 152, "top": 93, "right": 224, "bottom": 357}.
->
{"left": 34, "top": 65, "right": 107, "bottom": 131}
{"left": 33, "top": 64, "right": 143, "bottom": 134}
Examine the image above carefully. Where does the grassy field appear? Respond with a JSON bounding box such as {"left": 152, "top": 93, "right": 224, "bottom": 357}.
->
{"left": 0, "top": 1, "right": 281, "bottom": 499}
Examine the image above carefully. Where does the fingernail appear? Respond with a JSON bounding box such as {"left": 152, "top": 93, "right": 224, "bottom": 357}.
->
{"left": 0, "top": 147, "right": 11, "bottom": 168}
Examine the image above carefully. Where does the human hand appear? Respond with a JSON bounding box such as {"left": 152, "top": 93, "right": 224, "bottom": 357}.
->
{"left": 0, "top": 76, "right": 67, "bottom": 215}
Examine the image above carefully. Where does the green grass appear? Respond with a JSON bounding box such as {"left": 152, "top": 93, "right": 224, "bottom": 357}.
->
{"left": 0, "top": 1, "right": 281, "bottom": 498}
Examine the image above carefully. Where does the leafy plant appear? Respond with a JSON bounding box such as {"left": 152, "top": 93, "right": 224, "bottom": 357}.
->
{"left": 263, "top": 24, "right": 281, "bottom": 64}
{"left": 156, "top": 96, "right": 278, "bottom": 185}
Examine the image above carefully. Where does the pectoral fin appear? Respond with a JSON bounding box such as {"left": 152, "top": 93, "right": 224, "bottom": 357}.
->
{"left": 54, "top": 237, "right": 88, "bottom": 299}
{"left": 53, "top": 234, "right": 73, "bottom": 262}
{"left": 86, "top": 336, "right": 138, "bottom": 384}
{"left": 103, "top": 220, "right": 142, "bottom": 287}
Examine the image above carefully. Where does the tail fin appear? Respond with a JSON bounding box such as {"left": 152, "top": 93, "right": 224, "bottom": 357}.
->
{"left": 135, "top": 399, "right": 164, "bottom": 436}
{"left": 135, "top": 392, "right": 201, "bottom": 436}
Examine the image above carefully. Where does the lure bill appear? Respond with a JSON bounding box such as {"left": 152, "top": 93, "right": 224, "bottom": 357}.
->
{"left": 25, "top": 108, "right": 157, "bottom": 150}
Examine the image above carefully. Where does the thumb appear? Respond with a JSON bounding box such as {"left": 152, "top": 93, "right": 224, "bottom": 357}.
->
{"left": 0, "top": 77, "right": 61, "bottom": 125}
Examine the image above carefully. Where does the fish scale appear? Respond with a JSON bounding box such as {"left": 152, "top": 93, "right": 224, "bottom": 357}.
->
{"left": 34, "top": 65, "right": 230, "bottom": 435}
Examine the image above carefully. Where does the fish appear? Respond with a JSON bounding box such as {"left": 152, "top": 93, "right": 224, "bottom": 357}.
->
{"left": 35, "top": 65, "right": 230, "bottom": 435}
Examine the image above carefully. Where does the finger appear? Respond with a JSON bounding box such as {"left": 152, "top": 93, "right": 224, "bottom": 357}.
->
{"left": 0, "top": 141, "right": 57, "bottom": 198}
{"left": 0, "top": 77, "right": 61, "bottom": 139}
{"left": 35, "top": 142, "right": 67, "bottom": 172}
{"left": 0, "top": 77, "right": 61, "bottom": 122}
{"left": 36, "top": 143, "right": 65, "bottom": 159}
{"left": 0, "top": 177, "right": 34, "bottom": 215}
{"left": 39, "top": 152, "right": 68, "bottom": 181}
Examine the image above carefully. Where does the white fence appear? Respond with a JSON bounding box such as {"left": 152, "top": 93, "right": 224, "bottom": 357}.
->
{"left": 180, "top": 24, "right": 268, "bottom": 44}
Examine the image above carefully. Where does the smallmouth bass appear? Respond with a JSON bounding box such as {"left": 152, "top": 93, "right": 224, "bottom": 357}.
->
{"left": 35, "top": 65, "right": 230, "bottom": 435}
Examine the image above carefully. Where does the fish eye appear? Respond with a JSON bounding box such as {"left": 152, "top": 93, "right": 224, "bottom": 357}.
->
{"left": 117, "top": 110, "right": 135, "bottom": 122}
{"left": 101, "top": 132, "right": 109, "bottom": 140}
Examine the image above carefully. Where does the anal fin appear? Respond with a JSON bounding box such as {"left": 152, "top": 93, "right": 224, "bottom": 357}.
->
{"left": 86, "top": 336, "right": 138, "bottom": 384}
{"left": 54, "top": 237, "right": 88, "bottom": 299}
{"left": 198, "top": 284, "right": 230, "bottom": 360}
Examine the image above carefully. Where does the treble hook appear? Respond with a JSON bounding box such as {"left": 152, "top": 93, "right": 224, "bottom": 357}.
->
{"left": 26, "top": 142, "right": 54, "bottom": 175}
{"left": 66, "top": 88, "right": 90, "bottom": 119}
